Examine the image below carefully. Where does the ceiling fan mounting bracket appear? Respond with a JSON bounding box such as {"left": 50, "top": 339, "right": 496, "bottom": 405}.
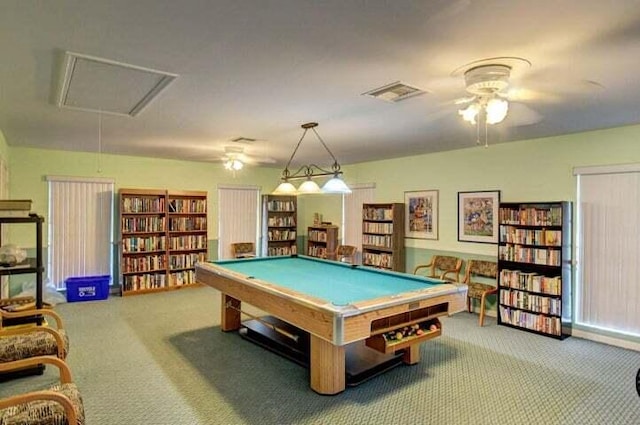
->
{"left": 464, "top": 64, "right": 511, "bottom": 96}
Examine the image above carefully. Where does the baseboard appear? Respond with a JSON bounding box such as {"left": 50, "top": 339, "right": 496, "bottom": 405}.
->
{"left": 572, "top": 329, "right": 640, "bottom": 352}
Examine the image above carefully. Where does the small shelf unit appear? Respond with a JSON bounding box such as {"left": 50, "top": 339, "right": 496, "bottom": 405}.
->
{"left": 497, "top": 201, "right": 572, "bottom": 339}
{"left": 307, "top": 225, "right": 338, "bottom": 259}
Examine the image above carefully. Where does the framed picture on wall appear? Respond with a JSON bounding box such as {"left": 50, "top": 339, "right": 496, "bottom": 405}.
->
{"left": 457, "top": 190, "right": 500, "bottom": 244}
{"left": 405, "top": 190, "right": 438, "bottom": 240}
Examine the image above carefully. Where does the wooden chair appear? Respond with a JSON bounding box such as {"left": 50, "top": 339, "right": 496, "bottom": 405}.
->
{"left": 231, "top": 242, "right": 256, "bottom": 258}
{"left": 463, "top": 259, "right": 498, "bottom": 326}
{"left": 1, "top": 308, "right": 69, "bottom": 363}
{"left": 414, "top": 255, "right": 463, "bottom": 282}
{"left": 0, "top": 355, "right": 85, "bottom": 424}
{"left": 328, "top": 245, "right": 357, "bottom": 264}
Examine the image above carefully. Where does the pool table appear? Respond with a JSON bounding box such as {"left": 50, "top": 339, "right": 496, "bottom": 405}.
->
{"left": 195, "top": 255, "right": 468, "bottom": 394}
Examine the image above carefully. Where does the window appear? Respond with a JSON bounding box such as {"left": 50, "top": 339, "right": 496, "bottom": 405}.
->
{"left": 47, "top": 176, "right": 114, "bottom": 289}
{"left": 574, "top": 163, "right": 640, "bottom": 337}
{"left": 342, "top": 183, "right": 375, "bottom": 264}
{"left": 218, "top": 185, "right": 260, "bottom": 259}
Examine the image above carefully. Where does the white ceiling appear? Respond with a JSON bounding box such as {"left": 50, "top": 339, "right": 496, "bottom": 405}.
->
{"left": 2, "top": 1, "right": 640, "bottom": 168}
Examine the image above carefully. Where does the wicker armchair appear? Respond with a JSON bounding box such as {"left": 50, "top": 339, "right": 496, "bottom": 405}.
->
{"left": 414, "top": 255, "right": 463, "bottom": 282}
{"left": 1, "top": 308, "right": 69, "bottom": 363}
{"left": 0, "top": 355, "right": 85, "bottom": 424}
{"left": 231, "top": 242, "right": 256, "bottom": 258}
{"left": 328, "top": 245, "right": 357, "bottom": 264}
{"left": 463, "top": 259, "right": 498, "bottom": 326}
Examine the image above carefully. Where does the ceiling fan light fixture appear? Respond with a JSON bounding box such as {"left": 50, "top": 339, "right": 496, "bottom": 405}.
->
{"left": 224, "top": 158, "right": 244, "bottom": 171}
{"left": 459, "top": 103, "right": 481, "bottom": 125}
{"left": 485, "top": 97, "right": 509, "bottom": 124}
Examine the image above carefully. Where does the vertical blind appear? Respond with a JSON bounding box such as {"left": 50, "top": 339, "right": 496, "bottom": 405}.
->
{"left": 575, "top": 164, "right": 640, "bottom": 336}
{"left": 218, "top": 185, "right": 259, "bottom": 259}
{"left": 47, "top": 176, "right": 114, "bottom": 289}
{"left": 342, "top": 183, "right": 375, "bottom": 264}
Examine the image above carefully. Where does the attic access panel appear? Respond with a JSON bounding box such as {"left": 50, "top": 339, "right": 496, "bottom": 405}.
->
{"left": 57, "top": 51, "right": 178, "bottom": 117}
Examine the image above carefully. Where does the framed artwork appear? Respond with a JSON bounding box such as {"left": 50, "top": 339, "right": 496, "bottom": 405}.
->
{"left": 458, "top": 190, "right": 501, "bottom": 244}
{"left": 405, "top": 190, "right": 438, "bottom": 240}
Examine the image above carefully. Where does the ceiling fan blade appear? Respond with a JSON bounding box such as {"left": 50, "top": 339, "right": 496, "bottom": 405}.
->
{"left": 504, "top": 102, "right": 543, "bottom": 127}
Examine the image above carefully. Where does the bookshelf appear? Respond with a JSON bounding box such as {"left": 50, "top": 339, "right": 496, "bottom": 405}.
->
{"left": 362, "top": 203, "right": 405, "bottom": 272}
{"left": 119, "top": 189, "right": 207, "bottom": 295}
{"left": 497, "top": 201, "right": 572, "bottom": 339}
{"left": 307, "top": 224, "right": 338, "bottom": 259}
{"left": 262, "top": 195, "right": 297, "bottom": 256}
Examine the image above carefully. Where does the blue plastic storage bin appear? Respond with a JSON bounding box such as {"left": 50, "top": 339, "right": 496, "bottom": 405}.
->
{"left": 65, "top": 275, "right": 110, "bottom": 302}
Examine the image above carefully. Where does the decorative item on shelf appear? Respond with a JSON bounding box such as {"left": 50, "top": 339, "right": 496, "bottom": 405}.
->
{"left": 272, "top": 122, "right": 351, "bottom": 195}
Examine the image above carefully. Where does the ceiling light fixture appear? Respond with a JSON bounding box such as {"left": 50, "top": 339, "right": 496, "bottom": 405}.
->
{"left": 223, "top": 158, "right": 244, "bottom": 171}
{"left": 273, "top": 122, "right": 351, "bottom": 195}
{"left": 458, "top": 64, "right": 512, "bottom": 147}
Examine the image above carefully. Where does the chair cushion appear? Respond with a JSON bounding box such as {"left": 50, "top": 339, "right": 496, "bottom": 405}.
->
{"left": 0, "top": 382, "right": 84, "bottom": 425}
{"left": 0, "top": 329, "right": 69, "bottom": 363}
{"left": 467, "top": 282, "right": 497, "bottom": 299}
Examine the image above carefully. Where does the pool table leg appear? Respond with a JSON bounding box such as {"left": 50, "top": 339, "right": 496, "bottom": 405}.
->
{"left": 402, "top": 344, "right": 421, "bottom": 365}
{"left": 309, "top": 335, "right": 345, "bottom": 395}
{"left": 221, "top": 294, "right": 241, "bottom": 331}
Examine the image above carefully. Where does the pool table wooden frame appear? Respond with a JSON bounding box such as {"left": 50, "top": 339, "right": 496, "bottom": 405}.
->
{"left": 196, "top": 258, "right": 467, "bottom": 395}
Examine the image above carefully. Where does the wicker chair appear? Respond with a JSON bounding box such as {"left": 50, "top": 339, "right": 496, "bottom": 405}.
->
{"left": 463, "top": 259, "right": 498, "bottom": 326}
{"left": 1, "top": 308, "right": 69, "bottom": 364}
{"left": 414, "top": 255, "right": 463, "bottom": 282}
{"left": 231, "top": 242, "right": 256, "bottom": 258}
{"left": 0, "top": 355, "right": 85, "bottom": 424}
{"left": 328, "top": 245, "right": 357, "bottom": 264}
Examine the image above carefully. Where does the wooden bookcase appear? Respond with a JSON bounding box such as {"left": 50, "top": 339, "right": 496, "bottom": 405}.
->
{"left": 497, "top": 201, "right": 572, "bottom": 339}
{"left": 307, "top": 224, "right": 338, "bottom": 259}
{"left": 362, "top": 203, "right": 405, "bottom": 272}
{"left": 119, "top": 189, "right": 207, "bottom": 296}
{"left": 262, "top": 195, "right": 297, "bottom": 256}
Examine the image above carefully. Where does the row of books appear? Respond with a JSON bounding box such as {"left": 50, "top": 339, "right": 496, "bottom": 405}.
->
{"left": 499, "top": 245, "right": 561, "bottom": 266}
{"left": 122, "top": 254, "right": 166, "bottom": 273}
{"left": 168, "top": 217, "right": 207, "bottom": 232}
{"left": 170, "top": 270, "right": 197, "bottom": 286}
{"left": 308, "top": 230, "right": 329, "bottom": 242}
{"left": 363, "top": 207, "right": 394, "bottom": 221}
{"left": 362, "top": 234, "right": 393, "bottom": 249}
{"left": 123, "top": 236, "right": 166, "bottom": 253}
{"left": 122, "top": 272, "right": 167, "bottom": 292}
{"left": 499, "top": 206, "right": 563, "bottom": 226}
{"left": 362, "top": 252, "right": 393, "bottom": 269}
{"left": 122, "top": 196, "right": 165, "bottom": 214}
{"left": 499, "top": 306, "right": 562, "bottom": 336}
{"left": 168, "top": 199, "right": 206, "bottom": 214}
{"left": 266, "top": 200, "right": 295, "bottom": 212}
{"left": 168, "top": 253, "right": 206, "bottom": 270}
{"left": 267, "top": 245, "right": 297, "bottom": 256}
{"left": 267, "top": 230, "right": 296, "bottom": 241}
{"left": 169, "top": 235, "right": 207, "bottom": 250}
{"left": 499, "top": 289, "right": 562, "bottom": 316}
{"left": 499, "top": 269, "right": 562, "bottom": 295}
{"left": 307, "top": 246, "right": 327, "bottom": 258}
{"left": 267, "top": 216, "right": 296, "bottom": 227}
{"left": 363, "top": 222, "right": 393, "bottom": 234}
{"left": 499, "top": 226, "right": 561, "bottom": 246}
{"left": 121, "top": 217, "right": 166, "bottom": 233}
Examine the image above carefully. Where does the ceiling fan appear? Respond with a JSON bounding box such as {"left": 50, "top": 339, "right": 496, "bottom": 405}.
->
{"left": 218, "top": 145, "right": 276, "bottom": 171}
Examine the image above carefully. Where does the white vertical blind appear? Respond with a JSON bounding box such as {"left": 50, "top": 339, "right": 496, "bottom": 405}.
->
{"left": 0, "top": 155, "right": 8, "bottom": 298}
{"left": 47, "top": 176, "right": 114, "bottom": 289}
{"left": 342, "top": 183, "right": 375, "bottom": 264}
{"left": 218, "top": 185, "right": 259, "bottom": 260}
{"left": 575, "top": 165, "right": 640, "bottom": 336}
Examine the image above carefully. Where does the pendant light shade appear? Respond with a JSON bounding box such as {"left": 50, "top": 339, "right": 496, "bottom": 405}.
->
{"left": 322, "top": 176, "right": 352, "bottom": 194}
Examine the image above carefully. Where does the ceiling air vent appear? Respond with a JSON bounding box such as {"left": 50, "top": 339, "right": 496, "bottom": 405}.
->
{"left": 362, "top": 81, "right": 426, "bottom": 102}
{"left": 231, "top": 137, "right": 257, "bottom": 143}
{"left": 56, "top": 51, "right": 178, "bottom": 117}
